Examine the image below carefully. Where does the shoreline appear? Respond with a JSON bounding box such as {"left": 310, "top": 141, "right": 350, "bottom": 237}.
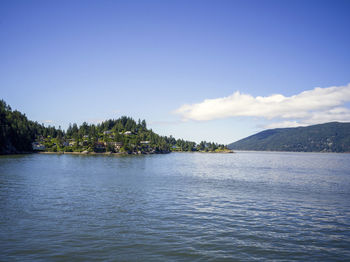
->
{"left": 4, "top": 150, "right": 350, "bottom": 156}
{"left": 36, "top": 150, "right": 234, "bottom": 156}
{"left": 36, "top": 151, "right": 165, "bottom": 156}
{"left": 228, "top": 149, "right": 350, "bottom": 154}
{"left": 172, "top": 150, "right": 234, "bottom": 154}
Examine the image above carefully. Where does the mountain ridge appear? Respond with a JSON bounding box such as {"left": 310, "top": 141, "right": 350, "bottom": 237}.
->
{"left": 228, "top": 122, "right": 350, "bottom": 153}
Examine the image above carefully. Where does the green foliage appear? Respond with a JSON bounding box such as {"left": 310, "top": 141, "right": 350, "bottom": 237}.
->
{"left": 228, "top": 122, "right": 350, "bottom": 152}
{"left": 0, "top": 99, "right": 63, "bottom": 154}
{"left": 0, "top": 99, "right": 228, "bottom": 154}
{"left": 56, "top": 117, "right": 228, "bottom": 154}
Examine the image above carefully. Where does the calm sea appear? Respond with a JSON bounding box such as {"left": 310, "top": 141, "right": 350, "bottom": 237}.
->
{"left": 0, "top": 152, "right": 349, "bottom": 261}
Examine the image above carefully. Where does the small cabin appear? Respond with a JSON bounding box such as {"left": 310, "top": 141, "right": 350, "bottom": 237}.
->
{"left": 94, "top": 142, "right": 106, "bottom": 152}
{"left": 32, "top": 142, "right": 45, "bottom": 151}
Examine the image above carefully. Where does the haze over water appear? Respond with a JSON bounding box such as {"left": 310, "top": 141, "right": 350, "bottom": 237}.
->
{"left": 1, "top": 152, "right": 350, "bottom": 261}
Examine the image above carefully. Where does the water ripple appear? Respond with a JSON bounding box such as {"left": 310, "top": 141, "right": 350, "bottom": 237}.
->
{"left": 0, "top": 152, "right": 350, "bottom": 261}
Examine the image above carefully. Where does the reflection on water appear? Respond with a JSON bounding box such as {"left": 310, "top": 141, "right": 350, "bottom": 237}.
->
{"left": 0, "top": 152, "right": 350, "bottom": 261}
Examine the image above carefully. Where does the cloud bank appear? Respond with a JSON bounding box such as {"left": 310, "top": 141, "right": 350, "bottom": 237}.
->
{"left": 175, "top": 83, "right": 350, "bottom": 128}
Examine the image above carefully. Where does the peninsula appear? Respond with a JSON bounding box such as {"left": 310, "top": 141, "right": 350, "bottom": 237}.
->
{"left": 0, "top": 100, "right": 232, "bottom": 155}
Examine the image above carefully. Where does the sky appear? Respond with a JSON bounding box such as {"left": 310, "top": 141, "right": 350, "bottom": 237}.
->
{"left": 1, "top": 0, "right": 350, "bottom": 144}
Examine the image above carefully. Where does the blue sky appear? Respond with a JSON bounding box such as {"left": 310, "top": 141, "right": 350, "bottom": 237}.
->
{"left": 1, "top": 0, "right": 350, "bottom": 144}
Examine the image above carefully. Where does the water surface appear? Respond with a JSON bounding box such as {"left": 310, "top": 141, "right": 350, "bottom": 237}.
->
{"left": 1, "top": 152, "right": 349, "bottom": 261}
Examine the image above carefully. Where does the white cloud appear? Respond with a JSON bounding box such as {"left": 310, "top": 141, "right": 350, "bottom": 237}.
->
{"left": 264, "top": 121, "right": 304, "bottom": 129}
{"left": 175, "top": 83, "right": 350, "bottom": 128}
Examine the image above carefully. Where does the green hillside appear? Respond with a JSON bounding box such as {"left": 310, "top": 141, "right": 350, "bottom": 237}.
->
{"left": 0, "top": 100, "right": 61, "bottom": 154}
{"left": 228, "top": 122, "right": 350, "bottom": 152}
{"left": 0, "top": 99, "right": 228, "bottom": 154}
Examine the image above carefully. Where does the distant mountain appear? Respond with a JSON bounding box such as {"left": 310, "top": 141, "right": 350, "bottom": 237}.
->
{"left": 228, "top": 122, "right": 350, "bottom": 153}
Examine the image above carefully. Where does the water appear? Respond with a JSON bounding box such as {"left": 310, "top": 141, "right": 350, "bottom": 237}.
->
{"left": 0, "top": 152, "right": 349, "bottom": 261}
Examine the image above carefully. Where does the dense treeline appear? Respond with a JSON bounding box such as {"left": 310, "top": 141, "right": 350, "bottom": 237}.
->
{"left": 62, "top": 117, "right": 171, "bottom": 153}
{"left": 0, "top": 100, "right": 63, "bottom": 154}
{"left": 0, "top": 100, "right": 229, "bottom": 154}
{"left": 57, "top": 117, "right": 227, "bottom": 153}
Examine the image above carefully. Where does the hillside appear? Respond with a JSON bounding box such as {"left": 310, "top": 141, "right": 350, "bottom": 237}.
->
{"left": 228, "top": 122, "right": 350, "bottom": 153}
{"left": 0, "top": 100, "right": 228, "bottom": 154}
{"left": 0, "top": 100, "right": 60, "bottom": 154}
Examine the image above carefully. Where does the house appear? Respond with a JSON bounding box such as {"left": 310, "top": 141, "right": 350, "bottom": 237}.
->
{"left": 32, "top": 142, "right": 45, "bottom": 151}
{"left": 140, "top": 141, "right": 150, "bottom": 145}
{"left": 83, "top": 135, "right": 89, "bottom": 138}
{"left": 94, "top": 142, "right": 106, "bottom": 152}
{"left": 124, "top": 131, "right": 132, "bottom": 135}
{"left": 105, "top": 142, "right": 123, "bottom": 151}
{"left": 112, "top": 142, "right": 123, "bottom": 150}
{"left": 69, "top": 141, "right": 76, "bottom": 146}
{"left": 95, "top": 142, "right": 105, "bottom": 148}
{"left": 103, "top": 130, "right": 112, "bottom": 135}
{"left": 115, "top": 142, "right": 123, "bottom": 149}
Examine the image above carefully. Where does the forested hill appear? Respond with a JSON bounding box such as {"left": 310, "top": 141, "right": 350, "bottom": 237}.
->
{"left": 228, "top": 122, "right": 350, "bottom": 153}
{"left": 0, "top": 100, "right": 61, "bottom": 154}
{"left": 0, "top": 100, "right": 229, "bottom": 154}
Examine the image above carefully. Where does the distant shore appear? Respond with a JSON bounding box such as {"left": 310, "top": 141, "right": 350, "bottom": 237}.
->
{"left": 1, "top": 150, "right": 234, "bottom": 156}
{"left": 37, "top": 150, "right": 234, "bottom": 156}
{"left": 173, "top": 150, "right": 234, "bottom": 154}
{"left": 36, "top": 151, "right": 165, "bottom": 156}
